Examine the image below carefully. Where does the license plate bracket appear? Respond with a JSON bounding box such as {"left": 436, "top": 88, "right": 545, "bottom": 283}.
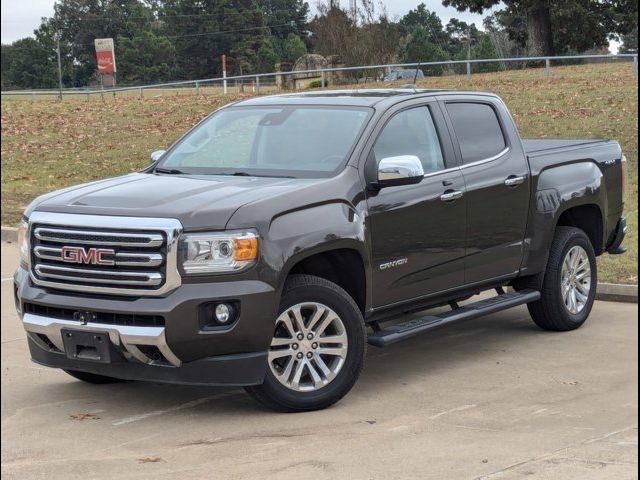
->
{"left": 61, "top": 329, "right": 111, "bottom": 363}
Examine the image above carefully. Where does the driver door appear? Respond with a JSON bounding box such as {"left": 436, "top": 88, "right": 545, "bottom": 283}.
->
{"left": 364, "top": 101, "right": 467, "bottom": 307}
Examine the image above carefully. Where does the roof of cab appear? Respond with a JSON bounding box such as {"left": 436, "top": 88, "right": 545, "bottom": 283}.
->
{"left": 232, "top": 88, "right": 460, "bottom": 108}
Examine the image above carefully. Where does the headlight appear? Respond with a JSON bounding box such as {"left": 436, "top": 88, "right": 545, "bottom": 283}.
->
{"left": 18, "top": 217, "right": 30, "bottom": 269}
{"left": 180, "top": 230, "right": 258, "bottom": 274}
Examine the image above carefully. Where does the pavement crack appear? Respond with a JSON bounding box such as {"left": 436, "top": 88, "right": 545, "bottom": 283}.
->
{"left": 475, "top": 425, "right": 638, "bottom": 479}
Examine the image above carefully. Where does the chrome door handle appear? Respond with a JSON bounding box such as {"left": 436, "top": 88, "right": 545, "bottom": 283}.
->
{"left": 505, "top": 175, "right": 525, "bottom": 187}
{"left": 440, "top": 190, "right": 464, "bottom": 202}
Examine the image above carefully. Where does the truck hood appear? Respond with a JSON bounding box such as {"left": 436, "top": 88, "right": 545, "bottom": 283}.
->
{"left": 29, "top": 172, "right": 324, "bottom": 230}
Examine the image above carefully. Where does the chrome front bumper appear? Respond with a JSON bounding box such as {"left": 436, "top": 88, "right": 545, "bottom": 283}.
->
{"left": 22, "top": 313, "right": 182, "bottom": 367}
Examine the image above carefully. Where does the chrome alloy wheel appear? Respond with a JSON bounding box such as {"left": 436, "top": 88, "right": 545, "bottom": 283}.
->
{"left": 268, "top": 302, "right": 348, "bottom": 392}
{"left": 560, "top": 245, "right": 592, "bottom": 314}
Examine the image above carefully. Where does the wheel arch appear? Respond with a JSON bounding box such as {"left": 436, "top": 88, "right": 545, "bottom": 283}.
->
{"left": 281, "top": 245, "right": 368, "bottom": 314}
{"left": 554, "top": 203, "right": 604, "bottom": 255}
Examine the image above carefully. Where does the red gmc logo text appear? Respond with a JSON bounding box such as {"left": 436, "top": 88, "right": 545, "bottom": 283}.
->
{"left": 60, "top": 246, "right": 115, "bottom": 266}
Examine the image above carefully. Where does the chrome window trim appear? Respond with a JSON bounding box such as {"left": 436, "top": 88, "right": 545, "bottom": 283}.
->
{"left": 423, "top": 166, "right": 460, "bottom": 179}
{"left": 28, "top": 211, "right": 183, "bottom": 297}
{"left": 459, "top": 147, "right": 510, "bottom": 170}
{"left": 22, "top": 312, "right": 181, "bottom": 366}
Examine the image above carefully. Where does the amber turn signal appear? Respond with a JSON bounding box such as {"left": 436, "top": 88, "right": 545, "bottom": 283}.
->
{"left": 233, "top": 236, "right": 258, "bottom": 261}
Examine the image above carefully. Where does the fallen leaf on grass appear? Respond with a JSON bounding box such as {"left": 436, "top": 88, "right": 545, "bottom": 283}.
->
{"left": 137, "top": 456, "right": 163, "bottom": 464}
{"left": 69, "top": 413, "right": 100, "bottom": 421}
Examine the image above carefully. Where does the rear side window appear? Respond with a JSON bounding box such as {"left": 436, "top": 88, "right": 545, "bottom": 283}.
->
{"left": 446, "top": 102, "right": 507, "bottom": 164}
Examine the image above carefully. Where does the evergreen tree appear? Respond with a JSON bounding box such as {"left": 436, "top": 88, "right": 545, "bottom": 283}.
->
{"left": 401, "top": 26, "right": 449, "bottom": 76}
{"left": 161, "top": 0, "right": 268, "bottom": 79}
{"left": 619, "top": 27, "right": 637, "bottom": 53}
{"left": 255, "top": 36, "right": 280, "bottom": 72}
{"left": 261, "top": 0, "right": 310, "bottom": 40}
{"left": 281, "top": 33, "right": 307, "bottom": 63}
{"left": 116, "top": 31, "right": 176, "bottom": 83}
{"left": 1, "top": 38, "right": 58, "bottom": 89}
{"left": 37, "top": 0, "right": 161, "bottom": 86}
{"left": 400, "top": 3, "right": 449, "bottom": 47}
{"left": 472, "top": 33, "right": 503, "bottom": 72}
{"left": 443, "top": 0, "right": 638, "bottom": 56}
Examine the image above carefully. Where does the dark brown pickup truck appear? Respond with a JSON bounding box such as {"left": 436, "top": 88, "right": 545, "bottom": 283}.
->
{"left": 14, "top": 89, "right": 627, "bottom": 411}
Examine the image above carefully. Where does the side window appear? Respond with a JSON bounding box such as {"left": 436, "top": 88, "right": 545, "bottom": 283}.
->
{"left": 373, "top": 106, "right": 445, "bottom": 174}
{"left": 446, "top": 102, "right": 507, "bottom": 164}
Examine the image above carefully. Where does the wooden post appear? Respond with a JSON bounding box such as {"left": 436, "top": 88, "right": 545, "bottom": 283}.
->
{"left": 56, "top": 37, "right": 63, "bottom": 100}
{"left": 221, "top": 54, "right": 227, "bottom": 94}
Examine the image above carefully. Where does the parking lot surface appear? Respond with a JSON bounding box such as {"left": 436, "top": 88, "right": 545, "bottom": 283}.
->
{"left": 1, "top": 241, "right": 637, "bottom": 479}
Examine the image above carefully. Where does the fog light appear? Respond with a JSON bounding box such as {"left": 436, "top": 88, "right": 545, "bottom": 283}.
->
{"left": 198, "top": 301, "right": 239, "bottom": 330}
{"left": 215, "top": 303, "right": 232, "bottom": 323}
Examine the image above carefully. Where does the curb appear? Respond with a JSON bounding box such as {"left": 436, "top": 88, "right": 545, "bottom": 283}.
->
{"left": 1, "top": 225, "right": 637, "bottom": 303}
{"left": 596, "top": 283, "right": 638, "bottom": 303}
{"left": 1, "top": 226, "right": 17, "bottom": 243}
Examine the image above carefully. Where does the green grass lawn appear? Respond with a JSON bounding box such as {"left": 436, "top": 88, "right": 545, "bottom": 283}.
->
{"left": 1, "top": 61, "right": 637, "bottom": 284}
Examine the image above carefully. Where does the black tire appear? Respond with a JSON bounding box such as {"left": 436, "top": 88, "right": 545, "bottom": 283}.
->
{"left": 528, "top": 226, "right": 597, "bottom": 331}
{"left": 63, "top": 369, "right": 125, "bottom": 384}
{"left": 245, "top": 274, "right": 366, "bottom": 412}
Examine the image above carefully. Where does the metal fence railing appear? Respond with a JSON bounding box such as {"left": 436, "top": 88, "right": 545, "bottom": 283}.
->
{"left": 2, "top": 53, "right": 637, "bottom": 100}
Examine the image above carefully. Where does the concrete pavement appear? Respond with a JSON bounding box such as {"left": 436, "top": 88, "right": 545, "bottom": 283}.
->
{"left": 1, "top": 241, "right": 637, "bottom": 479}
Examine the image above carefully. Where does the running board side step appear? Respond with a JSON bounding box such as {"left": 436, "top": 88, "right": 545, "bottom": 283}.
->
{"left": 367, "top": 289, "right": 540, "bottom": 347}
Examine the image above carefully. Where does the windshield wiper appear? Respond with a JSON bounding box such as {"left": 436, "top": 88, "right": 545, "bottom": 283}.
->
{"left": 218, "top": 172, "right": 295, "bottom": 179}
{"left": 154, "top": 167, "right": 185, "bottom": 174}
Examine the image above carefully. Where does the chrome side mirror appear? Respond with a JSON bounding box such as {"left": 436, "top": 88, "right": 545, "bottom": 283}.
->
{"left": 377, "top": 155, "right": 424, "bottom": 187}
{"left": 150, "top": 150, "right": 166, "bottom": 164}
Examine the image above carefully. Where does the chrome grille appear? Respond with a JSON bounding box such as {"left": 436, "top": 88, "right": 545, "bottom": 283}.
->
{"left": 33, "top": 246, "right": 163, "bottom": 267}
{"left": 28, "top": 212, "right": 183, "bottom": 296}
{"left": 33, "top": 228, "right": 164, "bottom": 247}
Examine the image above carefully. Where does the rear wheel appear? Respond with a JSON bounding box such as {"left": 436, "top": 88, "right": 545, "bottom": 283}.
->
{"left": 63, "top": 369, "right": 125, "bottom": 384}
{"left": 528, "top": 227, "right": 597, "bottom": 331}
{"left": 245, "top": 275, "right": 366, "bottom": 412}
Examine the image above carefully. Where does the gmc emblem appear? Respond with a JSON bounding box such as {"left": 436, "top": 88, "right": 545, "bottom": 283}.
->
{"left": 60, "top": 246, "right": 115, "bottom": 266}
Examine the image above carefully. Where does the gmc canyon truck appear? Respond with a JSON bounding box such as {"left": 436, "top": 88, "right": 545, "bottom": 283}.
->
{"left": 14, "top": 89, "right": 627, "bottom": 412}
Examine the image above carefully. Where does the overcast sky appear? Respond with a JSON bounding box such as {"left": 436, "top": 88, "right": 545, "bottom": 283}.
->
{"left": 0, "top": 0, "right": 620, "bottom": 52}
{"left": 0, "top": 0, "right": 493, "bottom": 44}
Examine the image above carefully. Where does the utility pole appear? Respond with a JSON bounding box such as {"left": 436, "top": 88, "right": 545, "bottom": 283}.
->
{"left": 466, "top": 27, "right": 472, "bottom": 80}
{"left": 56, "top": 37, "right": 63, "bottom": 100}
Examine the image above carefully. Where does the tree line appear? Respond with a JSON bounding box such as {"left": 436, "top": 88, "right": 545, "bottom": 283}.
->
{"left": 1, "top": 0, "right": 637, "bottom": 90}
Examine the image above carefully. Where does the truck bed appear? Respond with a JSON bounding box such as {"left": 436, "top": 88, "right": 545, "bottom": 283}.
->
{"left": 522, "top": 139, "right": 609, "bottom": 155}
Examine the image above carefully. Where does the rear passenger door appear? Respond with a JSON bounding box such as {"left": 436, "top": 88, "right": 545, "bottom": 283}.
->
{"left": 440, "top": 96, "right": 530, "bottom": 284}
{"left": 365, "top": 100, "right": 467, "bottom": 307}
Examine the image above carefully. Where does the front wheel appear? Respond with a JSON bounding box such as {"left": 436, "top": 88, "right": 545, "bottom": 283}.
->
{"left": 245, "top": 275, "right": 366, "bottom": 412}
{"left": 528, "top": 226, "right": 597, "bottom": 331}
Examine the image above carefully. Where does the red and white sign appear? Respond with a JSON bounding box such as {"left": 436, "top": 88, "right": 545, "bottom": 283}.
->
{"left": 94, "top": 38, "right": 116, "bottom": 74}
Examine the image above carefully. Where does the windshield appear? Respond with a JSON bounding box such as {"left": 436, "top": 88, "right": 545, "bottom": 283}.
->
{"left": 157, "top": 106, "right": 371, "bottom": 177}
